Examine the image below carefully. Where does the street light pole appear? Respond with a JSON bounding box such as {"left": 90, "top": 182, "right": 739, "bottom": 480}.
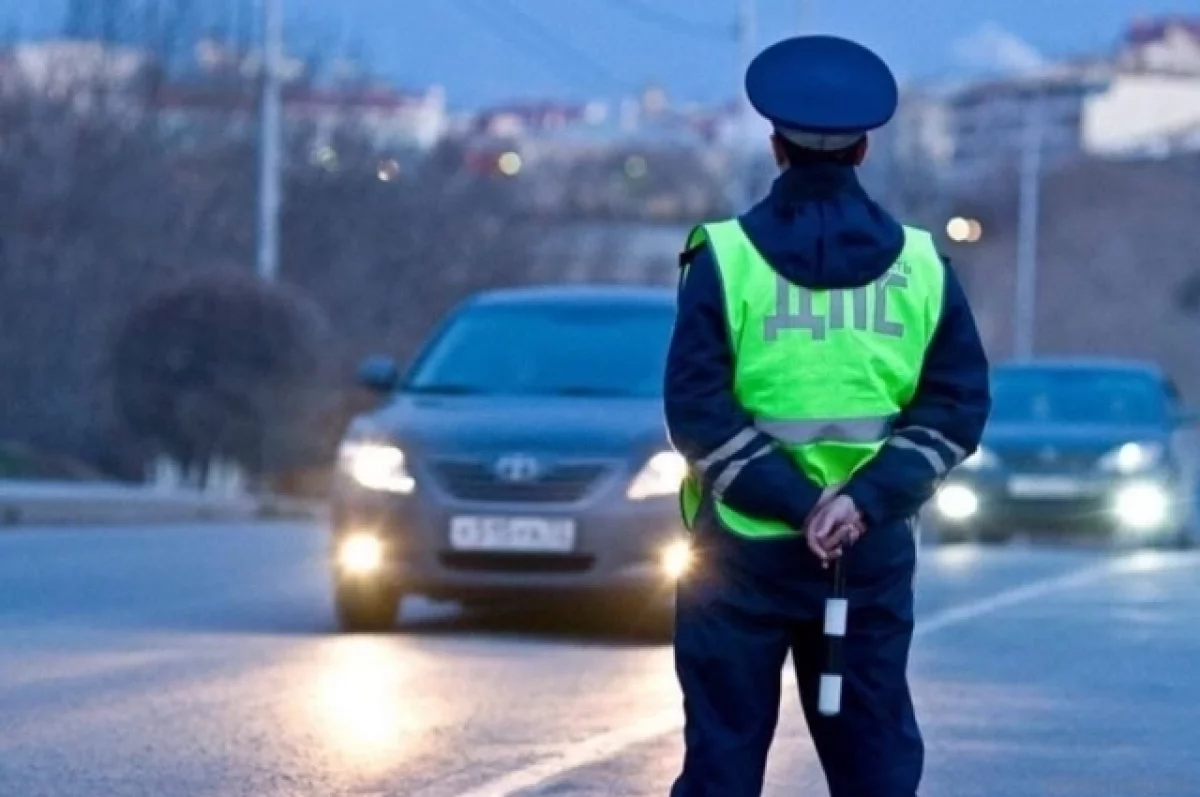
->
{"left": 1013, "top": 97, "right": 1043, "bottom": 360}
{"left": 727, "top": 0, "right": 757, "bottom": 212}
{"left": 256, "top": 0, "right": 283, "bottom": 282}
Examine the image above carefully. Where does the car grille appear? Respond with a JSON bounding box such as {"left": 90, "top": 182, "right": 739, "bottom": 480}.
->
{"left": 996, "top": 449, "right": 1102, "bottom": 473}
{"left": 439, "top": 552, "right": 595, "bottom": 574}
{"left": 429, "top": 461, "right": 607, "bottom": 503}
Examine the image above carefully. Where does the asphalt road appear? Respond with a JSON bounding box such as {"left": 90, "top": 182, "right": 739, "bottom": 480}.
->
{"left": 1, "top": 523, "right": 1198, "bottom": 797}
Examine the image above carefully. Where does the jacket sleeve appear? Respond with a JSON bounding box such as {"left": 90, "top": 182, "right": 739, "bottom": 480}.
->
{"left": 664, "top": 244, "right": 825, "bottom": 529}
{"left": 842, "top": 258, "right": 992, "bottom": 527}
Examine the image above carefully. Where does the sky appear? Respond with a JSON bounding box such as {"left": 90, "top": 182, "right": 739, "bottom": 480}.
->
{"left": 2, "top": 0, "right": 1198, "bottom": 108}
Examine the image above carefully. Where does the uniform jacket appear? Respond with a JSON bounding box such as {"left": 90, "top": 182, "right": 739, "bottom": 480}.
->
{"left": 664, "top": 162, "right": 992, "bottom": 580}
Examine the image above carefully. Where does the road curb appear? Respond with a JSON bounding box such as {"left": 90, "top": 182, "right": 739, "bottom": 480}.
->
{"left": 0, "top": 486, "right": 327, "bottom": 527}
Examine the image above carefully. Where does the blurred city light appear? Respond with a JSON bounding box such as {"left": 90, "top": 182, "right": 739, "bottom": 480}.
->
{"left": 624, "top": 155, "right": 648, "bottom": 179}
{"left": 946, "top": 216, "right": 983, "bottom": 243}
{"left": 376, "top": 159, "right": 401, "bottom": 182}
{"left": 497, "top": 151, "right": 522, "bottom": 176}
{"left": 311, "top": 145, "right": 338, "bottom": 171}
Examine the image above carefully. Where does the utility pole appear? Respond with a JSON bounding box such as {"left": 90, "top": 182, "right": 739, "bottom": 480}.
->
{"left": 729, "top": 0, "right": 757, "bottom": 212}
{"left": 256, "top": 0, "right": 283, "bottom": 281}
{"left": 1013, "top": 95, "right": 1043, "bottom": 360}
{"left": 66, "top": 0, "right": 91, "bottom": 38}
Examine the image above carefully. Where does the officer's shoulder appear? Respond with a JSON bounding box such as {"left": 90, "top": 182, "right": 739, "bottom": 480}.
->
{"left": 675, "top": 242, "right": 723, "bottom": 299}
{"left": 676, "top": 230, "right": 720, "bottom": 271}
{"left": 935, "top": 251, "right": 967, "bottom": 284}
{"left": 678, "top": 243, "right": 707, "bottom": 269}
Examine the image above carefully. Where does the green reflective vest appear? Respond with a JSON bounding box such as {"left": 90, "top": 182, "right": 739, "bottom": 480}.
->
{"left": 679, "top": 219, "right": 946, "bottom": 538}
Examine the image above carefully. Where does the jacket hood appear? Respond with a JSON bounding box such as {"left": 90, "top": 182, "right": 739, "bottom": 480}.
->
{"left": 737, "top": 163, "right": 906, "bottom": 290}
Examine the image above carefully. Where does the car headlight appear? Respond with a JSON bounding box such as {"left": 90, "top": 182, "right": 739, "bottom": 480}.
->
{"left": 1113, "top": 481, "right": 1169, "bottom": 530}
{"left": 338, "top": 440, "right": 415, "bottom": 493}
{"left": 935, "top": 484, "right": 979, "bottom": 520}
{"left": 337, "top": 532, "right": 385, "bottom": 574}
{"left": 1097, "top": 442, "right": 1165, "bottom": 474}
{"left": 659, "top": 538, "right": 693, "bottom": 580}
{"left": 959, "top": 446, "right": 999, "bottom": 471}
{"left": 627, "top": 450, "right": 688, "bottom": 500}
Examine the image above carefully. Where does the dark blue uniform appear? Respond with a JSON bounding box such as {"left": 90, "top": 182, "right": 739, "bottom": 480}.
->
{"left": 664, "top": 36, "right": 992, "bottom": 797}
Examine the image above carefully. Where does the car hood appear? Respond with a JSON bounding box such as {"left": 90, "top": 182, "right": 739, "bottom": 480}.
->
{"left": 983, "top": 422, "right": 1168, "bottom": 451}
{"left": 349, "top": 394, "right": 670, "bottom": 459}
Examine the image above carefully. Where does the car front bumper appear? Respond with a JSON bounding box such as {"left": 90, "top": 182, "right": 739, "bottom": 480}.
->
{"left": 329, "top": 477, "right": 688, "bottom": 600}
{"left": 926, "top": 469, "right": 1191, "bottom": 542}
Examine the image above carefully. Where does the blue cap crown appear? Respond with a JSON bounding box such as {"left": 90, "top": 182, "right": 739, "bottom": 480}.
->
{"left": 745, "top": 35, "right": 898, "bottom": 145}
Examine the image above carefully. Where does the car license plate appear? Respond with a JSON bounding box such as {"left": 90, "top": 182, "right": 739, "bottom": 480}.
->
{"left": 1007, "top": 475, "right": 1091, "bottom": 498}
{"left": 449, "top": 516, "right": 576, "bottom": 553}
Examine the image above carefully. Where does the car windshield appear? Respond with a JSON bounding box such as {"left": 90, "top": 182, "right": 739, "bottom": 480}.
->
{"left": 991, "top": 369, "right": 1166, "bottom": 425}
{"left": 404, "top": 301, "right": 675, "bottom": 398}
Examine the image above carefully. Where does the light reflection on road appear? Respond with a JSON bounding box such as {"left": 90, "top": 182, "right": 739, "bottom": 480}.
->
{"left": 307, "top": 636, "right": 423, "bottom": 767}
{"left": 928, "top": 543, "right": 985, "bottom": 573}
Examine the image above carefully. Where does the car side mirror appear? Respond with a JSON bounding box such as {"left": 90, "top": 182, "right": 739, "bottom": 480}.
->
{"left": 356, "top": 355, "right": 400, "bottom": 394}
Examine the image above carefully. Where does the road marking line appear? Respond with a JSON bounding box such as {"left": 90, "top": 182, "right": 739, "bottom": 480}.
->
{"left": 458, "top": 552, "right": 1200, "bottom": 797}
{"left": 455, "top": 713, "right": 683, "bottom": 797}
{"left": 915, "top": 558, "right": 1117, "bottom": 637}
{"left": 0, "top": 650, "right": 182, "bottom": 693}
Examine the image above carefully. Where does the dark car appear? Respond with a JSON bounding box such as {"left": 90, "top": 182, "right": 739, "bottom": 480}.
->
{"left": 328, "top": 286, "right": 692, "bottom": 631}
{"left": 927, "top": 358, "right": 1200, "bottom": 547}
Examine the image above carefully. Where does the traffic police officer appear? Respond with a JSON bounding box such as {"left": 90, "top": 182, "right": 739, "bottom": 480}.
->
{"left": 664, "top": 35, "right": 992, "bottom": 797}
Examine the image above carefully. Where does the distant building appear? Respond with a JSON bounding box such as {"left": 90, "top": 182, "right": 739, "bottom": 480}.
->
{"left": 0, "top": 37, "right": 448, "bottom": 152}
{"left": 152, "top": 83, "right": 448, "bottom": 151}
{"left": 1119, "top": 15, "right": 1200, "bottom": 75}
{"left": 471, "top": 100, "right": 597, "bottom": 140}
{"left": 857, "top": 86, "right": 956, "bottom": 219}
{"left": 468, "top": 88, "right": 727, "bottom": 163}
{"left": 943, "top": 15, "right": 1200, "bottom": 179}
{"left": 0, "top": 40, "right": 151, "bottom": 96}
{"left": 1083, "top": 72, "right": 1200, "bottom": 157}
{"left": 873, "top": 85, "right": 954, "bottom": 173}
{"left": 1089, "top": 16, "right": 1200, "bottom": 157}
{"left": 897, "top": 86, "right": 950, "bottom": 166}
{"left": 944, "top": 62, "right": 1112, "bottom": 183}
{"left": 459, "top": 89, "right": 729, "bottom": 221}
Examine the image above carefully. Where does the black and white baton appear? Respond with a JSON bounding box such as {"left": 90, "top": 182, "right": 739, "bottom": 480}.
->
{"left": 818, "top": 557, "right": 848, "bottom": 717}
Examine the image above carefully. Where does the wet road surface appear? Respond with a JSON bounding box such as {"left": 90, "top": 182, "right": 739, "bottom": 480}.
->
{"left": 1, "top": 522, "right": 1197, "bottom": 796}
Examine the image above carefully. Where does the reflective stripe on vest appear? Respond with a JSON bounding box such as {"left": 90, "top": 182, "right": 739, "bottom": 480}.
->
{"left": 678, "top": 219, "right": 945, "bottom": 538}
{"left": 755, "top": 414, "right": 897, "bottom": 446}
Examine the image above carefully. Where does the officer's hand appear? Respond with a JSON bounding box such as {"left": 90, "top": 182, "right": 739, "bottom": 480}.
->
{"left": 805, "top": 496, "right": 863, "bottom": 568}
{"left": 803, "top": 484, "right": 842, "bottom": 527}
{"left": 821, "top": 517, "right": 866, "bottom": 562}
{"left": 803, "top": 485, "right": 848, "bottom": 565}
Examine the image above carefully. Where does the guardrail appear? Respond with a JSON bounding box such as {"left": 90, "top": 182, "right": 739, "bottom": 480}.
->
{"left": 0, "top": 480, "right": 327, "bottom": 526}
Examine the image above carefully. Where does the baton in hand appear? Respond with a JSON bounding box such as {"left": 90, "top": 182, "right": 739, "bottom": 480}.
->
{"left": 818, "top": 556, "right": 848, "bottom": 717}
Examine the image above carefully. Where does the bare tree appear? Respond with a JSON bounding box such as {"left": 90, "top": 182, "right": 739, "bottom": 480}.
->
{"left": 0, "top": 31, "right": 556, "bottom": 487}
{"left": 110, "top": 269, "right": 331, "bottom": 483}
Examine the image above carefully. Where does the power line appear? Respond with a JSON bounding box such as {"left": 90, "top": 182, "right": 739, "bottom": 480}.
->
{"left": 489, "top": 0, "right": 631, "bottom": 86}
{"left": 604, "top": 0, "right": 735, "bottom": 41}
{"left": 455, "top": 0, "right": 635, "bottom": 93}
{"left": 454, "top": 0, "right": 607, "bottom": 91}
